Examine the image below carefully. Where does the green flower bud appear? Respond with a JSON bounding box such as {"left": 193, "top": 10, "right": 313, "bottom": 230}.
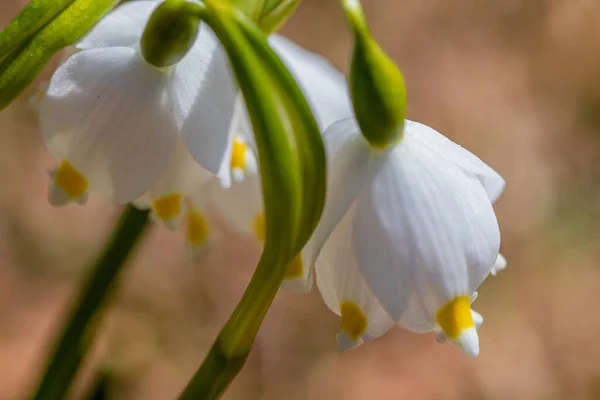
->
{"left": 342, "top": 0, "right": 407, "bottom": 149}
{"left": 141, "top": 0, "right": 201, "bottom": 68}
{"left": 258, "top": 0, "right": 300, "bottom": 33}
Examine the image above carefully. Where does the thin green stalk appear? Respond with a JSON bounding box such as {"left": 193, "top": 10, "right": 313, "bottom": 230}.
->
{"left": 82, "top": 370, "right": 111, "bottom": 400}
{"left": 29, "top": 206, "right": 150, "bottom": 400}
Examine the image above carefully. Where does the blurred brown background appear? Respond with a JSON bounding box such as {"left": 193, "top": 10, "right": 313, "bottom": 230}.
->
{"left": 2, "top": 0, "right": 600, "bottom": 399}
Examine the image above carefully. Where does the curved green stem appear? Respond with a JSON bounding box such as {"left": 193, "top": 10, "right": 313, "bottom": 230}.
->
{"left": 29, "top": 206, "right": 150, "bottom": 400}
{"left": 178, "top": 2, "right": 324, "bottom": 399}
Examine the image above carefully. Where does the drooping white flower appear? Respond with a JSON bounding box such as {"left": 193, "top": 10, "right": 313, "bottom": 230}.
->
{"left": 40, "top": 0, "right": 237, "bottom": 206}
{"left": 313, "top": 118, "right": 505, "bottom": 356}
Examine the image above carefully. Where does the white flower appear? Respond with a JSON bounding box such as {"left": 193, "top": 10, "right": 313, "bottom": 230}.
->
{"left": 40, "top": 0, "right": 237, "bottom": 206}
{"left": 312, "top": 118, "right": 505, "bottom": 356}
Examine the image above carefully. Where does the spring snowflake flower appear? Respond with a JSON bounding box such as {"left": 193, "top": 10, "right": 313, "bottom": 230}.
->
{"left": 40, "top": 0, "right": 237, "bottom": 206}
{"left": 312, "top": 118, "right": 505, "bottom": 356}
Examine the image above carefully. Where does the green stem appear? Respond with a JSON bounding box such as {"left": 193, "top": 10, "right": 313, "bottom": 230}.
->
{"left": 29, "top": 205, "right": 150, "bottom": 400}
{"left": 83, "top": 370, "right": 111, "bottom": 400}
{"left": 177, "top": 248, "right": 284, "bottom": 400}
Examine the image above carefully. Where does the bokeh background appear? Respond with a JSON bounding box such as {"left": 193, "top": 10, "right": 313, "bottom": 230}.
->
{"left": 2, "top": 0, "right": 600, "bottom": 398}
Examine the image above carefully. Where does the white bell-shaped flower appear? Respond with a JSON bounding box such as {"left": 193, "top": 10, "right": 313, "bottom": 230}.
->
{"left": 313, "top": 118, "right": 505, "bottom": 357}
{"left": 40, "top": 0, "right": 237, "bottom": 206}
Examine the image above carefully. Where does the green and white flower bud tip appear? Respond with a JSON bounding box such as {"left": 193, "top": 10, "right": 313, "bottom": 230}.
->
{"left": 342, "top": 0, "right": 407, "bottom": 149}
{"left": 141, "top": 0, "right": 201, "bottom": 68}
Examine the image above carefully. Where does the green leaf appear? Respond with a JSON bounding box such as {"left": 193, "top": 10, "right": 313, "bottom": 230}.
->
{"left": 0, "top": 0, "right": 118, "bottom": 110}
{"left": 0, "top": 0, "right": 75, "bottom": 60}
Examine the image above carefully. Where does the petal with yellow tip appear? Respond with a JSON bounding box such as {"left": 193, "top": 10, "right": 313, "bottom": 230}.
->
{"left": 40, "top": 47, "right": 179, "bottom": 204}
{"left": 351, "top": 127, "right": 500, "bottom": 330}
{"left": 316, "top": 205, "right": 394, "bottom": 351}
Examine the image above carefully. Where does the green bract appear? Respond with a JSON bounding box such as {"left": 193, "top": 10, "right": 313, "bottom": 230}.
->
{"left": 0, "top": 0, "right": 118, "bottom": 110}
{"left": 342, "top": 0, "right": 407, "bottom": 149}
{"left": 141, "top": 0, "right": 201, "bottom": 67}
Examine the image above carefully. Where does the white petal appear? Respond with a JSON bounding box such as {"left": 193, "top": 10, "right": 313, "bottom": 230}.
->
{"left": 40, "top": 48, "right": 178, "bottom": 204}
{"left": 406, "top": 120, "right": 505, "bottom": 203}
{"left": 315, "top": 205, "right": 394, "bottom": 351}
{"left": 210, "top": 175, "right": 263, "bottom": 237}
{"left": 217, "top": 121, "right": 259, "bottom": 189}
{"left": 352, "top": 134, "right": 500, "bottom": 331}
{"left": 269, "top": 35, "right": 353, "bottom": 131}
{"left": 455, "top": 327, "right": 480, "bottom": 357}
{"left": 336, "top": 331, "right": 364, "bottom": 352}
{"left": 490, "top": 253, "right": 507, "bottom": 276}
{"left": 185, "top": 183, "right": 215, "bottom": 259}
{"left": 136, "top": 138, "right": 213, "bottom": 229}
{"left": 149, "top": 138, "right": 213, "bottom": 199}
{"left": 47, "top": 165, "right": 89, "bottom": 206}
{"left": 77, "top": 1, "right": 160, "bottom": 50}
{"left": 435, "top": 305, "right": 483, "bottom": 344}
{"left": 170, "top": 26, "right": 238, "bottom": 174}
{"left": 283, "top": 119, "right": 386, "bottom": 292}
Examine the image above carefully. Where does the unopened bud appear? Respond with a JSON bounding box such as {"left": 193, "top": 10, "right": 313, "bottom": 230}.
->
{"left": 342, "top": 0, "right": 407, "bottom": 149}
{"left": 141, "top": 0, "right": 200, "bottom": 68}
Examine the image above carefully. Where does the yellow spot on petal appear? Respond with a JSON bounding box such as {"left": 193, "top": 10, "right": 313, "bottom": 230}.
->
{"left": 436, "top": 296, "right": 474, "bottom": 340}
{"left": 284, "top": 254, "right": 304, "bottom": 280}
{"left": 187, "top": 210, "right": 210, "bottom": 246}
{"left": 152, "top": 193, "right": 182, "bottom": 221}
{"left": 253, "top": 212, "right": 266, "bottom": 243}
{"left": 54, "top": 160, "right": 88, "bottom": 199}
{"left": 339, "top": 301, "right": 368, "bottom": 340}
{"left": 230, "top": 137, "right": 247, "bottom": 170}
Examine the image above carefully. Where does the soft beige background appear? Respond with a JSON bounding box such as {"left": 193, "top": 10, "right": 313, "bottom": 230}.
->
{"left": 2, "top": 0, "right": 600, "bottom": 399}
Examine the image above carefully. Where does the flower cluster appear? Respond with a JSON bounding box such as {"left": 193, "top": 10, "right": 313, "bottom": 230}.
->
{"left": 36, "top": 0, "right": 505, "bottom": 358}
